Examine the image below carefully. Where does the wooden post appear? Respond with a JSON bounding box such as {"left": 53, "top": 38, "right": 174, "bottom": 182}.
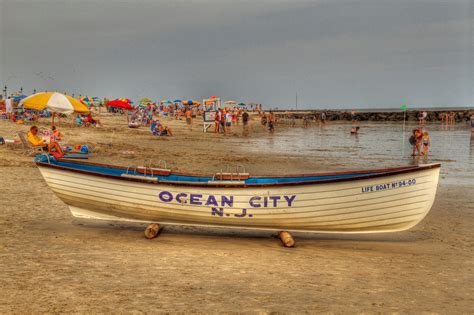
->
{"left": 279, "top": 231, "right": 295, "bottom": 248}
{"left": 144, "top": 223, "right": 161, "bottom": 239}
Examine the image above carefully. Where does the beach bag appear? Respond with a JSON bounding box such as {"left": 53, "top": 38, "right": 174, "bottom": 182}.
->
{"left": 80, "top": 145, "right": 89, "bottom": 154}
{"left": 409, "top": 135, "right": 416, "bottom": 145}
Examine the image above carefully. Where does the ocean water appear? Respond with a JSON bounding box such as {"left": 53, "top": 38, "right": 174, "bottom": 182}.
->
{"left": 243, "top": 121, "right": 474, "bottom": 185}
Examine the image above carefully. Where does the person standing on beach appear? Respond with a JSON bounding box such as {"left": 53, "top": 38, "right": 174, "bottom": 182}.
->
{"left": 267, "top": 111, "right": 275, "bottom": 133}
{"left": 422, "top": 131, "right": 430, "bottom": 156}
{"left": 185, "top": 107, "right": 193, "bottom": 130}
{"left": 321, "top": 112, "right": 326, "bottom": 124}
{"left": 214, "top": 109, "right": 220, "bottom": 133}
{"left": 242, "top": 109, "right": 250, "bottom": 136}
{"left": 220, "top": 109, "right": 226, "bottom": 134}
{"left": 419, "top": 111, "right": 428, "bottom": 125}
{"left": 225, "top": 110, "right": 232, "bottom": 133}
{"left": 5, "top": 97, "right": 13, "bottom": 120}
{"left": 410, "top": 128, "right": 423, "bottom": 156}
{"left": 470, "top": 114, "right": 474, "bottom": 133}
{"left": 260, "top": 112, "right": 267, "bottom": 129}
{"left": 351, "top": 110, "right": 357, "bottom": 122}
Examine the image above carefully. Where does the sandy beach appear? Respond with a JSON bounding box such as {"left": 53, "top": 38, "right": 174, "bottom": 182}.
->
{"left": 0, "top": 115, "right": 473, "bottom": 313}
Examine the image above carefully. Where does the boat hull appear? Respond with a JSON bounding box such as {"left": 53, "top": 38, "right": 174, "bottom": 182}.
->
{"left": 37, "top": 164, "right": 440, "bottom": 233}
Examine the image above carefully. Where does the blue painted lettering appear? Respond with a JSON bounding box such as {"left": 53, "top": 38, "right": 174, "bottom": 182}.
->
{"left": 211, "top": 207, "right": 224, "bottom": 216}
{"left": 284, "top": 195, "right": 296, "bottom": 207}
{"left": 269, "top": 196, "right": 281, "bottom": 207}
{"left": 190, "top": 194, "right": 203, "bottom": 205}
{"left": 159, "top": 191, "right": 173, "bottom": 202}
{"left": 249, "top": 196, "right": 261, "bottom": 208}
{"left": 221, "top": 195, "right": 234, "bottom": 207}
{"left": 176, "top": 193, "right": 187, "bottom": 204}
{"left": 205, "top": 195, "right": 219, "bottom": 207}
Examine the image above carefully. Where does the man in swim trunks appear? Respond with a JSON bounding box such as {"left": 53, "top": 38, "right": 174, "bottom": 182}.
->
{"left": 185, "top": 108, "right": 192, "bottom": 130}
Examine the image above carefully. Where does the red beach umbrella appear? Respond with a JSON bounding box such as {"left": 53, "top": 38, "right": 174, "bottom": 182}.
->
{"left": 107, "top": 99, "right": 134, "bottom": 110}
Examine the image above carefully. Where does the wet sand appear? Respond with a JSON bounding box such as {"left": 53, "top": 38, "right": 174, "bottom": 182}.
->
{"left": 0, "top": 114, "right": 473, "bottom": 313}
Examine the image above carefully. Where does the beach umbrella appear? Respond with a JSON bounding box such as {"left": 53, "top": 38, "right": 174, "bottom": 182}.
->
{"left": 185, "top": 100, "right": 193, "bottom": 106}
{"left": 139, "top": 97, "right": 153, "bottom": 104}
{"left": 173, "top": 99, "right": 182, "bottom": 103}
{"left": 224, "top": 100, "right": 236, "bottom": 105}
{"left": 80, "top": 96, "right": 94, "bottom": 107}
{"left": 237, "top": 102, "right": 246, "bottom": 106}
{"left": 20, "top": 92, "right": 89, "bottom": 114}
{"left": 107, "top": 99, "right": 134, "bottom": 110}
{"left": 13, "top": 94, "right": 27, "bottom": 102}
{"left": 209, "top": 95, "right": 217, "bottom": 99}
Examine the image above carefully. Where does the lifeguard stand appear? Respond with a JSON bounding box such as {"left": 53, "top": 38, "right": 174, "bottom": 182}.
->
{"left": 202, "top": 97, "right": 221, "bottom": 133}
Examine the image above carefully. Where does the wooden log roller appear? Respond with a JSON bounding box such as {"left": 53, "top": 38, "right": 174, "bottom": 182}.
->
{"left": 144, "top": 223, "right": 161, "bottom": 239}
{"left": 279, "top": 231, "right": 295, "bottom": 247}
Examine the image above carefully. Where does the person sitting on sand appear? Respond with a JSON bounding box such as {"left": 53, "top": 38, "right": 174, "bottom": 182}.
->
{"left": 351, "top": 126, "right": 360, "bottom": 135}
{"left": 157, "top": 124, "right": 173, "bottom": 136}
{"left": 84, "top": 113, "right": 102, "bottom": 127}
{"left": 151, "top": 120, "right": 173, "bottom": 136}
{"left": 75, "top": 115, "right": 83, "bottom": 126}
{"left": 128, "top": 120, "right": 140, "bottom": 128}
{"left": 27, "top": 126, "right": 64, "bottom": 156}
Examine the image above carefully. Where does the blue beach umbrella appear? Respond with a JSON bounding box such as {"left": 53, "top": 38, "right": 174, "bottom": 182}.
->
{"left": 13, "top": 94, "right": 27, "bottom": 102}
{"left": 173, "top": 99, "right": 182, "bottom": 103}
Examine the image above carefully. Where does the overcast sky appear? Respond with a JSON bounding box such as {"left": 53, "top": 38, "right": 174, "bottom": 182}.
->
{"left": 0, "top": 0, "right": 473, "bottom": 109}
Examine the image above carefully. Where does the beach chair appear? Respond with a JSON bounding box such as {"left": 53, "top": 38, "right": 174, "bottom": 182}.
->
{"left": 18, "top": 131, "right": 44, "bottom": 156}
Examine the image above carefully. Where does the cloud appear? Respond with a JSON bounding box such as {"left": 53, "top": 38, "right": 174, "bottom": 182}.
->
{"left": 1, "top": 0, "right": 472, "bottom": 108}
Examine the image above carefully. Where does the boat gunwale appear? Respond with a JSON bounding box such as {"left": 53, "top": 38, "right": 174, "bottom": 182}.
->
{"left": 36, "top": 159, "right": 441, "bottom": 188}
